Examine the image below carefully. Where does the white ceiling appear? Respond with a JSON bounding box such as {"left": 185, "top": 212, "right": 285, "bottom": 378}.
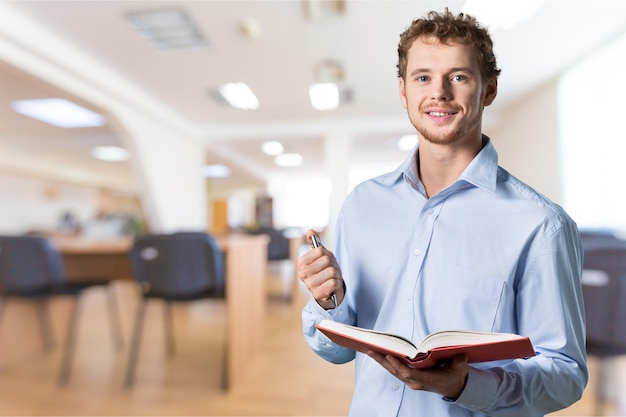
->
{"left": 1, "top": 0, "right": 626, "bottom": 189}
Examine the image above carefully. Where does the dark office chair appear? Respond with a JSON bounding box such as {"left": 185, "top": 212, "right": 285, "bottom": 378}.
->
{"left": 0, "top": 235, "right": 123, "bottom": 384}
{"left": 247, "top": 227, "right": 290, "bottom": 261}
{"left": 123, "top": 232, "right": 225, "bottom": 387}
{"left": 265, "top": 228, "right": 290, "bottom": 261}
{"left": 581, "top": 240, "right": 626, "bottom": 415}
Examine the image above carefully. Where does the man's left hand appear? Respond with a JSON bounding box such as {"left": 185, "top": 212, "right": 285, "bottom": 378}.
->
{"left": 367, "top": 351, "right": 469, "bottom": 400}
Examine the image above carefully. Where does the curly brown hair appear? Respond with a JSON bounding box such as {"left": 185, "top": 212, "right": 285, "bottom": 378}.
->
{"left": 396, "top": 8, "right": 501, "bottom": 81}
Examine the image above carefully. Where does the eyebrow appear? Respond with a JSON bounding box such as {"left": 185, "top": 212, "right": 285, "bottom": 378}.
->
{"left": 408, "top": 67, "right": 476, "bottom": 77}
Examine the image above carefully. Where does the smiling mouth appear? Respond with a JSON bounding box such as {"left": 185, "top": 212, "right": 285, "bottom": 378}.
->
{"left": 427, "top": 111, "right": 455, "bottom": 117}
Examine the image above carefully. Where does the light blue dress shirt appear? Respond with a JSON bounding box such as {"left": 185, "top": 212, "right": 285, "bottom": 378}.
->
{"left": 302, "top": 137, "right": 587, "bottom": 417}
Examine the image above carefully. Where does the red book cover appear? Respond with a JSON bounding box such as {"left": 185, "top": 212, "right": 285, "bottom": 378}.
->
{"left": 315, "top": 319, "right": 535, "bottom": 369}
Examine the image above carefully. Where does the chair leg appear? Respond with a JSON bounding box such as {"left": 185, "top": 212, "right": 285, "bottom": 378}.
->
{"left": 124, "top": 298, "right": 147, "bottom": 388}
{"left": 0, "top": 296, "right": 5, "bottom": 342}
{"left": 57, "top": 296, "right": 83, "bottom": 385}
{"left": 35, "top": 298, "right": 55, "bottom": 352}
{"left": 164, "top": 301, "right": 175, "bottom": 357}
{"left": 594, "top": 357, "right": 606, "bottom": 416}
{"left": 221, "top": 339, "right": 229, "bottom": 390}
{"left": 105, "top": 284, "right": 124, "bottom": 351}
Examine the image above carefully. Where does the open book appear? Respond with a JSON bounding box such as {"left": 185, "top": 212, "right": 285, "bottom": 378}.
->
{"left": 315, "top": 319, "right": 535, "bottom": 369}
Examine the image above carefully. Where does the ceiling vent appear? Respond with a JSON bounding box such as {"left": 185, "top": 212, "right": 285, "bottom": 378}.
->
{"left": 127, "top": 8, "right": 208, "bottom": 51}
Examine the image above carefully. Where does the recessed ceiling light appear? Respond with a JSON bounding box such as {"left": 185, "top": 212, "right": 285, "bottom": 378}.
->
{"left": 309, "top": 83, "right": 339, "bottom": 111}
{"left": 275, "top": 153, "right": 303, "bottom": 167}
{"left": 11, "top": 98, "right": 105, "bottom": 128}
{"left": 127, "top": 8, "right": 208, "bottom": 51}
{"left": 261, "top": 141, "right": 284, "bottom": 156}
{"left": 203, "top": 164, "right": 231, "bottom": 178}
{"left": 218, "top": 82, "right": 259, "bottom": 110}
{"left": 398, "top": 134, "right": 418, "bottom": 151}
{"left": 92, "top": 146, "right": 129, "bottom": 161}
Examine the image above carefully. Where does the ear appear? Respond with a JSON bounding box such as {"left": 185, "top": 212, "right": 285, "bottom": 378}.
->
{"left": 399, "top": 77, "right": 408, "bottom": 109}
{"left": 483, "top": 78, "right": 498, "bottom": 107}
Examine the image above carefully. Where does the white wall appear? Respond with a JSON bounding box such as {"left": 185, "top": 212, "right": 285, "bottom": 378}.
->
{"left": 488, "top": 78, "right": 563, "bottom": 204}
{"left": 0, "top": 173, "right": 99, "bottom": 234}
{"left": 559, "top": 29, "right": 626, "bottom": 232}
{"left": 267, "top": 173, "right": 331, "bottom": 231}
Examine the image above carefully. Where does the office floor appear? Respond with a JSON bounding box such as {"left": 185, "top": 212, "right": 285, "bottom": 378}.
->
{"left": 0, "top": 261, "right": 622, "bottom": 416}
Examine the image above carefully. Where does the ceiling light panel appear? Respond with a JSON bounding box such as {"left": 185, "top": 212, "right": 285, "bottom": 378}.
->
{"left": 261, "top": 141, "right": 284, "bottom": 156}
{"left": 11, "top": 98, "right": 105, "bottom": 128}
{"left": 309, "top": 83, "right": 339, "bottom": 111}
{"left": 275, "top": 153, "right": 303, "bottom": 167}
{"left": 203, "top": 164, "right": 231, "bottom": 178}
{"left": 92, "top": 146, "right": 129, "bottom": 161}
{"left": 127, "top": 8, "right": 208, "bottom": 51}
{"left": 310, "top": 60, "right": 345, "bottom": 110}
{"left": 218, "top": 82, "right": 259, "bottom": 110}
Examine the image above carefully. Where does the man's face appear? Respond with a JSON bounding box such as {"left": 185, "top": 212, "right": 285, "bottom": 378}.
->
{"left": 399, "top": 36, "right": 497, "bottom": 147}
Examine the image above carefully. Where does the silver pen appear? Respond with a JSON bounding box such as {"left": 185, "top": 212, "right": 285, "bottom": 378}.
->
{"left": 310, "top": 234, "right": 337, "bottom": 308}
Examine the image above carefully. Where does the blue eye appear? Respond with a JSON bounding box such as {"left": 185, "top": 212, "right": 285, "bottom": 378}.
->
{"left": 452, "top": 74, "right": 467, "bottom": 82}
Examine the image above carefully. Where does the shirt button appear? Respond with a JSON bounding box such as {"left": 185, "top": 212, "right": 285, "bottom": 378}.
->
{"left": 414, "top": 249, "right": 421, "bottom": 256}
{"left": 427, "top": 208, "right": 434, "bottom": 215}
{"left": 392, "top": 384, "right": 400, "bottom": 391}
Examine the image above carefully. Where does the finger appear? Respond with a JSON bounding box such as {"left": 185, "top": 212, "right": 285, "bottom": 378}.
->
{"left": 367, "top": 351, "right": 400, "bottom": 374}
{"left": 305, "top": 229, "right": 319, "bottom": 247}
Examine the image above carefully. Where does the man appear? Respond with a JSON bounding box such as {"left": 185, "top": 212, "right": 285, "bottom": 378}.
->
{"left": 297, "top": 8, "right": 587, "bottom": 417}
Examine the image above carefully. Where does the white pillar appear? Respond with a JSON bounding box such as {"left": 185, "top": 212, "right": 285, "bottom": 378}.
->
{"left": 324, "top": 133, "right": 352, "bottom": 249}
{"left": 113, "top": 113, "right": 207, "bottom": 233}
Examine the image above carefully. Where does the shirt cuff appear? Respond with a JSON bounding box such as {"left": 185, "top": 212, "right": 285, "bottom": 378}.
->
{"left": 450, "top": 367, "right": 499, "bottom": 410}
{"left": 309, "top": 293, "right": 350, "bottom": 321}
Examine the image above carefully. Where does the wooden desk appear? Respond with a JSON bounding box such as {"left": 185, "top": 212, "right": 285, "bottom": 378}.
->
{"left": 55, "top": 237, "right": 134, "bottom": 281}
{"left": 288, "top": 235, "right": 307, "bottom": 305}
{"left": 53, "top": 234, "right": 268, "bottom": 390}
{"left": 220, "top": 234, "right": 268, "bottom": 389}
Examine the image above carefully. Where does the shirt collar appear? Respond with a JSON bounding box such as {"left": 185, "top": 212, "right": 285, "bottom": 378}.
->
{"left": 392, "top": 134, "right": 499, "bottom": 194}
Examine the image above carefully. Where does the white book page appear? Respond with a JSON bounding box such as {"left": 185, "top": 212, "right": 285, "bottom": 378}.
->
{"left": 418, "top": 330, "right": 525, "bottom": 352}
{"left": 318, "top": 320, "right": 418, "bottom": 357}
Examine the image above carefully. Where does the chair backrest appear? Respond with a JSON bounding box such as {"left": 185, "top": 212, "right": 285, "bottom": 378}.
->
{"left": 0, "top": 235, "right": 65, "bottom": 293}
{"left": 581, "top": 245, "right": 626, "bottom": 352}
{"left": 131, "top": 232, "right": 224, "bottom": 298}
{"left": 580, "top": 229, "right": 626, "bottom": 251}
{"left": 249, "top": 227, "right": 290, "bottom": 260}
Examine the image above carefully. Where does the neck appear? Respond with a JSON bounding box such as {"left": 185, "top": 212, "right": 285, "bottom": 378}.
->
{"left": 417, "top": 136, "right": 484, "bottom": 198}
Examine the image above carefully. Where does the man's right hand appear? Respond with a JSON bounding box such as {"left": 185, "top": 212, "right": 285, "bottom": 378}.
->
{"left": 297, "top": 229, "right": 345, "bottom": 309}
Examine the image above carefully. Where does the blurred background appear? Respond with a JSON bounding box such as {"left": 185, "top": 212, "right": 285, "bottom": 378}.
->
{"left": 1, "top": 0, "right": 626, "bottom": 415}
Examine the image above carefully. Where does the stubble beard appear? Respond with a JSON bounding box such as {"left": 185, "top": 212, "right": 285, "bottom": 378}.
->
{"left": 412, "top": 107, "right": 483, "bottom": 146}
{"left": 416, "top": 124, "right": 464, "bottom": 146}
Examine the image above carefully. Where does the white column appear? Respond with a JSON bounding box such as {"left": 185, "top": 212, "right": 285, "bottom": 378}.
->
{"left": 113, "top": 113, "right": 207, "bottom": 233}
{"left": 324, "top": 133, "right": 352, "bottom": 250}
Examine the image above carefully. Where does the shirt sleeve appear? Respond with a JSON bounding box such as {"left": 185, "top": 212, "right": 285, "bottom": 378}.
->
{"left": 302, "top": 209, "right": 358, "bottom": 364}
{"left": 302, "top": 293, "right": 357, "bottom": 364}
{"left": 453, "top": 221, "right": 588, "bottom": 416}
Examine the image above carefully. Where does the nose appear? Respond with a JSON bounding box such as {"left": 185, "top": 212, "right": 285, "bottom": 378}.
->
{"left": 431, "top": 77, "right": 451, "bottom": 101}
